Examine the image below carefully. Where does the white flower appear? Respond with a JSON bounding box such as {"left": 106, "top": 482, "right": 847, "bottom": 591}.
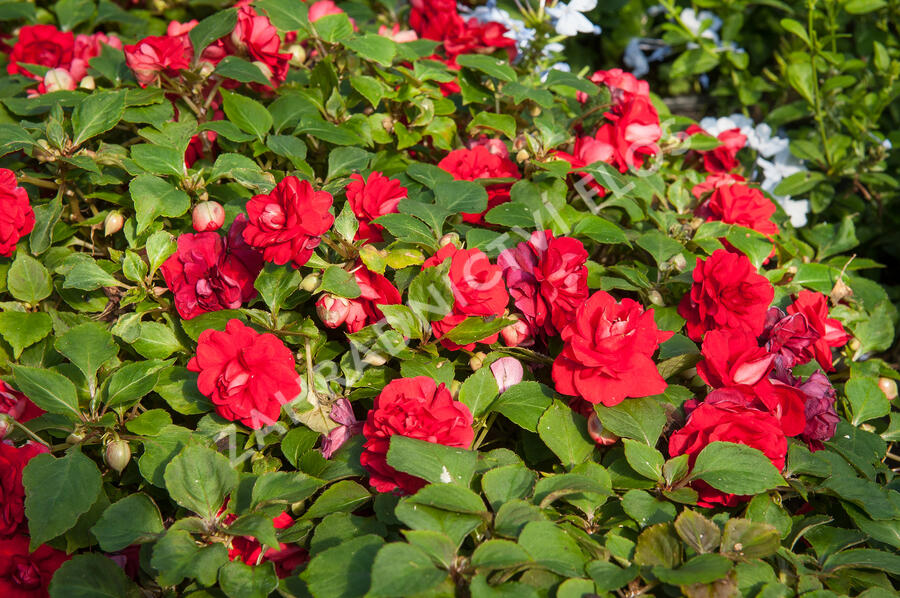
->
{"left": 757, "top": 147, "right": 810, "bottom": 227}
{"left": 547, "top": 0, "right": 600, "bottom": 37}
{"left": 680, "top": 8, "right": 721, "bottom": 44}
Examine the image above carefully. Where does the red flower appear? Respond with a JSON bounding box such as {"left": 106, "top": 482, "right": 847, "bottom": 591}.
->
{"left": 669, "top": 399, "right": 787, "bottom": 507}
{"left": 422, "top": 245, "right": 508, "bottom": 350}
{"left": 696, "top": 329, "right": 774, "bottom": 388}
{"left": 228, "top": 512, "right": 308, "bottom": 578}
{"left": 598, "top": 96, "right": 661, "bottom": 172}
{"left": 771, "top": 369, "right": 838, "bottom": 449}
{"left": 123, "top": 35, "right": 191, "bottom": 87}
{"left": 0, "top": 442, "right": 48, "bottom": 537}
{"left": 243, "top": 176, "right": 335, "bottom": 269}
{"left": 308, "top": 0, "right": 345, "bottom": 21}
{"left": 0, "top": 535, "right": 69, "bottom": 598}
{"left": 187, "top": 319, "right": 302, "bottom": 429}
{"left": 316, "top": 264, "right": 402, "bottom": 332}
{"left": 437, "top": 146, "right": 521, "bottom": 224}
{"left": 498, "top": 230, "right": 589, "bottom": 338}
{"left": 6, "top": 25, "right": 74, "bottom": 79}
{"left": 759, "top": 306, "right": 820, "bottom": 369}
{"left": 409, "top": 0, "right": 516, "bottom": 60}
{"left": 785, "top": 290, "right": 850, "bottom": 372}
{"left": 687, "top": 125, "right": 747, "bottom": 173}
{"left": 678, "top": 249, "right": 774, "bottom": 341}
{"left": 694, "top": 178, "right": 778, "bottom": 237}
{"left": 552, "top": 290, "right": 673, "bottom": 407}
{"left": 0, "top": 382, "right": 43, "bottom": 438}
{"left": 161, "top": 215, "right": 263, "bottom": 320}
{"left": 585, "top": 68, "right": 650, "bottom": 105}
{"left": 0, "top": 170, "right": 35, "bottom": 258}
{"left": 345, "top": 172, "right": 407, "bottom": 243}
{"left": 228, "top": 5, "right": 290, "bottom": 84}
{"left": 696, "top": 382, "right": 807, "bottom": 438}
{"left": 361, "top": 377, "right": 474, "bottom": 494}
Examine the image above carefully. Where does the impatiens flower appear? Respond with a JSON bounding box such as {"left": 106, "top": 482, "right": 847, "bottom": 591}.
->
{"left": 422, "top": 245, "right": 508, "bottom": 350}
{"left": 378, "top": 24, "right": 418, "bottom": 43}
{"left": 242, "top": 176, "right": 335, "bottom": 269}
{"left": 490, "top": 357, "right": 524, "bottom": 393}
{"left": 437, "top": 146, "right": 521, "bottom": 224}
{"left": 308, "top": 0, "right": 344, "bottom": 22}
{"left": 699, "top": 381, "right": 807, "bottom": 437}
{"left": 0, "top": 170, "right": 35, "bottom": 258}
{"left": 0, "top": 442, "right": 49, "bottom": 537}
{"left": 585, "top": 68, "right": 650, "bottom": 105}
{"left": 678, "top": 249, "right": 774, "bottom": 341}
{"left": 694, "top": 177, "right": 778, "bottom": 237}
{"left": 0, "top": 381, "right": 43, "bottom": 439}
{"left": 70, "top": 32, "right": 122, "bottom": 82}
{"left": 597, "top": 95, "right": 661, "bottom": 172}
{"left": 785, "top": 290, "right": 851, "bottom": 372}
{"left": 796, "top": 371, "right": 839, "bottom": 449}
{"left": 6, "top": 25, "right": 74, "bottom": 79}
{"left": 552, "top": 290, "right": 673, "bottom": 406}
{"left": 227, "top": 512, "right": 308, "bottom": 578}
{"left": 0, "top": 535, "right": 69, "bottom": 597}
{"left": 228, "top": 5, "right": 291, "bottom": 84}
{"left": 669, "top": 398, "right": 786, "bottom": 507}
{"left": 687, "top": 125, "right": 747, "bottom": 173}
{"left": 345, "top": 172, "right": 407, "bottom": 243}
{"left": 408, "top": 0, "right": 517, "bottom": 60}
{"left": 361, "top": 377, "right": 474, "bottom": 494}
{"left": 160, "top": 215, "right": 264, "bottom": 320}
{"left": 498, "top": 230, "right": 589, "bottom": 338}
{"left": 123, "top": 35, "right": 192, "bottom": 87}
{"left": 41, "top": 68, "right": 74, "bottom": 93}
{"left": 187, "top": 319, "right": 303, "bottom": 429}
{"left": 759, "top": 306, "right": 820, "bottom": 369}
{"left": 467, "top": 137, "right": 509, "bottom": 159}
{"left": 315, "top": 264, "right": 401, "bottom": 333}
{"left": 320, "top": 399, "right": 363, "bottom": 459}
{"left": 696, "top": 329, "right": 774, "bottom": 388}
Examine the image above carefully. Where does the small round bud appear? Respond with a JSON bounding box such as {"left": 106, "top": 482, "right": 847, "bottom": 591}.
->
{"left": 849, "top": 338, "right": 861, "bottom": 352}
{"left": 670, "top": 254, "right": 687, "bottom": 271}
{"left": 0, "top": 414, "right": 11, "bottom": 439}
{"left": 199, "top": 61, "right": 215, "bottom": 78}
{"left": 515, "top": 149, "right": 529, "bottom": 163}
{"left": 289, "top": 44, "right": 307, "bottom": 66}
{"left": 469, "top": 352, "right": 487, "bottom": 371}
{"left": 363, "top": 352, "right": 387, "bottom": 366}
{"left": 192, "top": 201, "right": 225, "bottom": 232}
{"left": 300, "top": 273, "right": 320, "bottom": 292}
{"left": 449, "top": 380, "right": 461, "bottom": 398}
{"left": 43, "top": 68, "right": 74, "bottom": 93}
{"left": 647, "top": 290, "right": 664, "bottom": 306}
{"left": 878, "top": 377, "right": 898, "bottom": 401}
{"left": 316, "top": 295, "right": 350, "bottom": 328}
{"left": 529, "top": 106, "right": 542, "bottom": 117}
{"left": 79, "top": 75, "right": 95, "bottom": 90}
{"left": 105, "top": 439, "right": 131, "bottom": 473}
{"left": 439, "top": 232, "right": 459, "bottom": 247}
{"left": 104, "top": 211, "right": 124, "bottom": 236}
{"left": 500, "top": 317, "right": 532, "bottom": 348}
{"left": 252, "top": 60, "right": 274, "bottom": 83}
{"left": 587, "top": 413, "right": 618, "bottom": 446}
{"left": 66, "top": 430, "right": 86, "bottom": 445}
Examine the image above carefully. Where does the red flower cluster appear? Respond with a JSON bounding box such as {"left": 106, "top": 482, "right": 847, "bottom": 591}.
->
{"left": 498, "top": 230, "right": 589, "bottom": 339}
{"left": 408, "top": 0, "right": 516, "bottom": 61}
{"left": 0, "top": 442, "right": 46, "bottom": 537}
{"left": 678, "top": 249, "right": 774, "bottom": 341}
{"left": 361, "top": 377, "right": 474, "bottom": 494}
{"left": 242, "top": 176, "right": 335, "bottom": 269}
{"left": 188, "top": 319, "right": 303, "bottom": 429}
{"left": 0, "top": 170, "right": 35, "bottom": 258}
{"left": 124, "top": 34, "right": 192, "bottom": 88}
{"left": 161, "top": 215, "right": 264, "bottom": 320}
{"left": 686, "top": 124, "right": 747, "bottom": 173}
{"left": 226, "top": 3, "right": 291, "bottom": 85}
{"left": 345, "top": 172, "right": 407, "bottom": 243}
{"left": 786, "top": 290, "right": 851, "bottom": 372}
{"left": 6, "top": 25, "right": 121, "bottom": 93}
{"left": 0, "top": 535, "right": 69, "bottom": 598}
{"left": 552, "top": 290, "right": 673, "bottom": 407}
{"left": 316, "top": 264, "right": 402, "bottom": 333}
{"left": 228, "top": 511, "right": 308, "bottom": 578}
{"left": 438, "top": 146, "right": 521, "bottom": 224}
{"left": 422, "top": 244, "right": 508, "bottom": 350}
{"left": 694, "top": 175, "right": 778, "bottom": 238}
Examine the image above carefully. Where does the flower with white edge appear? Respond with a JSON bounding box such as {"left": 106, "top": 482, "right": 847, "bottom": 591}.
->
{"left": 547, "top": 0, "right": 601, "bottom": 37}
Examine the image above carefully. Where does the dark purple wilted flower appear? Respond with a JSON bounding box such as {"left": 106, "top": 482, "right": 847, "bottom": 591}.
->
{"left": 771, "top": 365, "right": 838, "bottom": 450}
{"left": 759, "top": 307, "right": 820, "bottom": 369}
{"left": 320, "top": 399, "right": 363, "bottom": 459}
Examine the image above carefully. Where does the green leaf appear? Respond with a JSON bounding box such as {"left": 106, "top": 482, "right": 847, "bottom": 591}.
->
{"left": 443, "top": 316, "right": 511, "bottom": 345}
{"left": 538, "top": 400, "right": 594, "bottom": 468}
{"left": 407, "top": 262, "right": 453, "bottom": 321}
{"left": 786, "top": 61, "right": 815, "bottom": 104}
{"left": 102, "top": 359, "right": 171, "bottom": 408}
{"left": 189, "top": 9, "right": 238, "bottom": 59}
{"left": 254, "top": 262, "right": 303, "bottom": 316}
{"left": 633, "top": 523, "right": 681, "bottom": 568}
{"left": 219, "top": 560, "right": 279, "bottom": 598}
{"left": 622, "top": 489, "right": 676, "bottom": 527}
{"left": 574, "top": 215, "right": 629, "bottom": 245}
{"left": 7, "top": 253, "right": 52, "bottom": 303}
{"left": 594, "top": 397, "right": 667, "bottom": 445}
{"left": 844, "top": 0, "right": 887, "bottom": 13}
{"left": 313, "top": 12, "right": 354, "bottom": 42}
{"left": 221, "top": 90, "right": 272, "bottom": 141}
{"left": 674, "top": 509, "right": 720, "bottom": 554}
{"left": 343, "top": 34, "right": 396, "bottom": 67}
{"left": 302, "top": 480, "right": 371, "bottom": 519}
{"left": 153, "top": 367, "right": 213, "bottom": 414}
{"left": 378, "top": 304, "right": 426, "bottom": 340}
{"left": 90, "top": 493, "right": 165, "bottom": 552}
{"left": 459, "top": 367, "right": 500, "bottom": 418}
{"left": 164, "top": 445, "right": 238, "bottom": 520}
{"left": 494, "top": 381, "right": 554, "bottom": 432}
{"left": 266, "top": 134, "right": 308, "bottom": 168}
{"left": 0, "top": 312, "right": 52, "bottom": 358}
{"left": 132, "top": 322, "right": 182, "bottom": 359}
{"left": 368, "top": 543, "right": 448, "bottom": 597}
{"left": 145, "top": 230, "right": 176, "bottom": 276}
{"left": 467, "top": 111, "right": 516, "bottom": 140}
{"left": 456, "top": 54, "right": 516, "bottom": 81}
{"left": 48, "top": 553, "right": 141, "bottom": 598}
{"left": 637, "top": 231, "right": 684, "bottom": 266}
{"left": 251, "top": 471, "right": 324, "bottom": 508}
{"left": 471, "top": 538, "right": 531, "bottom": 569}
{"left": 125, "top": 409, "right": 173, "bottom": 436}
{"left": 302, "top": 535, "right": 385, "bottom": 598}
{"left": 721, "top": 519, "right": 780, "bottom": 559}
{"left": 255, "top": 0, "right": 308, "bottom": 30}
{"left": 29, "top": 194, "right": 63, "bottom": 255}
{"left": 55, "top": 322, "right": 117, "bottom": 396}
{"left": 845, "top": 376, "right": 890, "bottom": 425}
{"left": 23, "top": 451, "right": 103, "bottom": 548}
{"left": 151, "top": 529, "right": 229, "bottom": 586}
{"left": 374, "top": 213, "right": 437, "bottom": 247}
{"left": 72, "top": 90, "right": 126, "bottom": 146}
{"left": 653, "top": 554, "right": 733, "bottom": 586}
{"left": 586, "top": 561, "right": 640, "bottom": 592}
{"left": 386, "top": 435, "right": 478, "bottom": 487}
{"left": 0, "top": 123, "right": 35, "bottom": 157}
{"left": 481, "top": 464, "right": 536, "bottom": 510}
{"left": 622, "top": 438, "right": 665, "bottom": 482}
{"left": 11, "top": 364, "right": 80, "bottom": 417}
{"left": 670, "top": 48, "right": 720, "bottom": 79}
{"left": 214, "top": 55, "right": 273, "bottom": 85}
{"left": 689, "top": 441, "right": 785, "bottom": 495}
{"left": 138, "top": 424, "right": 192, "bottom": 487}
{"left": 320, "top": 265, "right": 362, "bottom": 298}
{"left": 823, "top": 548, "right": 900, "bottom": 575}
{"left": 209, "top": 154, "right": 273, "bottom": 190}
{"left": 226, "top": 514, "right": 280, "bottom": 549}
{"left": 61, "top": 257, "right": 121, "bottom": 291}
{"left": 434, "top": 180, "right": 488, "bottom": 214}
{"left": 517, "top": 520, "right": 586, "bottom": 577}
{"left": 130, "top": 175, "right": 191, "bottom": 234}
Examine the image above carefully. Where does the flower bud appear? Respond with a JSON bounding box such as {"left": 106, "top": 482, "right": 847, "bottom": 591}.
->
{"left": 199, "top": 61, "right": 216, "bottom": 78}
{"left": 104, "top": 211, "right": 124, "bottom": 236}
{"left": 316, "top": 295, "right": 350, "bottom": 328}
{"left": 515, "top": 149, "right": 529, "bottom": 163}
{"left": 500, "top": 317, "right": 532, "bottom": 348}
{"left": 79, "top": 75, "right": 95, "bottom": 90}
{"left": 878, "top": 377, "right": 898, "bottom": 401}
{"left": 849, "top": 338, "right": 860, "bottom": 352}
{"left": 449, "top": 380, "right": 461, "bottom": 398}
{"left": 43, "top": 68, "right": 74, "bottom": 93}
{"left": 469, "top": 352, "right": 487, "bottom": 371}
{"left": 252, "top": 60, "right": 274, "bottom": 83}
{"left": 192, "top": 201, "right": 225, "bottom": 232}
{"left": 66, "top": 430, "right": 86, "bottom": 445}
{"left": 587, "top": 412, "right": 618, "bottom": 446}
{"left": 647, "top": 290, "right": 664, "bottom": 306}
{"left": 300, "top": 273, "right": 320, "bottom": 292}
{"left": 0, "top": 414, "right": 10, "bottom": 439}
{"left": 105, "top": 439, "right": 131, "bottom": 473}
{"left": 439, "top": 232, "right": 459, "bottom": 247}
{"left": 289, "top": 44, "right": 307, "bottom": 66}
{"left": 363, "top": 351, "right": 387, "bottom": 366}
{"left": 670, "top": 253, "right": 687, "bottom": 271}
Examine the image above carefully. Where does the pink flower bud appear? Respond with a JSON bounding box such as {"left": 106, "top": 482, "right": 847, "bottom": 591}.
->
{"left": 0, "top": 414, "right": 10, "bottom": 439}
{"left": 43, "top": 68, "right": 74, "bottom": 93}
{"left": 316, "top": 295, "right": 351, "bottom": 328}
{"left": 105, "top": 439, "right": 132, "bottom": 473}
{"left": 587, "top": 412, "right": 618, "bottom": 446}
{"left": 879, "top": 377, "right": 898, "bottom": 401}
{"left": 309, "top": 0, "right": 343, "bottom": 22}
{"left": 192, "top": 201, "right": 225, "bottom": 232}
{"left": 104, "top": 211, "right": 124, "bottom": 236}
{"left": 500, "top": 317, "right": 532, "bottom": 348}
{"left": 490, "top": 357, "right": 523, "bottom": 394}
